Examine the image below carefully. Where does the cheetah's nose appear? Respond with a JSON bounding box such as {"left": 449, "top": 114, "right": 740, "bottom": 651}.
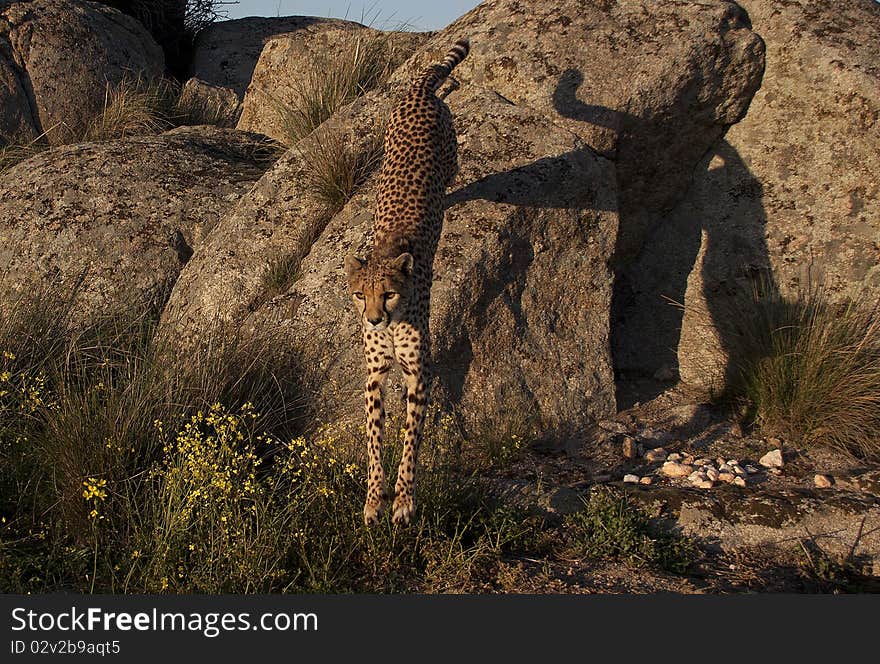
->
{"left": 367, "top": 316, "right": 384, "bottom": 326}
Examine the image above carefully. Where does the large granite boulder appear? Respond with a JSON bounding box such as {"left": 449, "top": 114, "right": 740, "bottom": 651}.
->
{"left": 159, "top": 0, "right": 764, "bottom": 441}
{"left": 612, "top": 0, "right": 880, "bottom": 388}
{"left": 0, "top": 126, "right": 277, "bottom": 324}
{"left": 236, "top": 24, "right": 427, "bottom": 143}
{"left": 189, "top": 16, "right": 363, "bottom": 99}
{"left": 0, "top": 0, "right": 164, "bottom": 145}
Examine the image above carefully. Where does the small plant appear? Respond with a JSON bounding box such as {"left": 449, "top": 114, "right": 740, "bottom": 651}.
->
{"left": 257, "top": 127, "right": 382, "bottom": 302}
{"left": 797, "top": 536, "right": 871, "bottom": 593}
{"left": 261, "top": 252, "right": 302, "bottom": 299}
{"left": 564, "top": 486, "right": 699, "bottom": 574}
{"left": 724, "top": 283, "right": 880, "bottom": 459}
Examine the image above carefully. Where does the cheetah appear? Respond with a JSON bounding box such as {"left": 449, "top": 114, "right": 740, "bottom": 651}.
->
{"left": 344, "top": 37, "right": 470, "bottom": 525}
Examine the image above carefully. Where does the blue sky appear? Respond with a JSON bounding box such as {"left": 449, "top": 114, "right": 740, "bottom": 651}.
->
{"left": 222, "top": 1, "right": 483, "bottom": 31}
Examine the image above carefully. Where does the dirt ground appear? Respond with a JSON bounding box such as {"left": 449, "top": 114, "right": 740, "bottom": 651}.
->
{"left": 477, "top": 378, "right": 880, "bottom": 594}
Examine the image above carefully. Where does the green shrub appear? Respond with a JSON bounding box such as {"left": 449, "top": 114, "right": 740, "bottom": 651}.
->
{"left": 564, "top": 487, "right": 699, "bottom": 574}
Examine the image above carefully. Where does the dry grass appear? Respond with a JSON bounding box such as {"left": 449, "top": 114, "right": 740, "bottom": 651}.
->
{"left": 0, "top": 74, "right": 254, "bottom": 175}
{"left": 258, "top": 126, "right": 382, "bottom": 300}
{"left": 84, "top": 77, "right": 178, "bottom": 142}
{"left": 299, "top": 126, "right": 384, "bottom": 212}
{"left": 269, "top": 31, "right": 404, "bottom": 146}
{"left": 724, "top": 284, "right": 880, "bottom": 458}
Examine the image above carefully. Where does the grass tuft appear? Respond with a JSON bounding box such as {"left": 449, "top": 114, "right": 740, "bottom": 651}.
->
{"left": 299, "top": 126, "right": 384, "bottom": 213}
{"left": 269, "top": 31, "right": 404, "bottom": 146}
{"left": 84, "top": 77, "right": 179, "bottom": 142}
{"left": 723, "top": 284, "right": 880, "bottom": 459}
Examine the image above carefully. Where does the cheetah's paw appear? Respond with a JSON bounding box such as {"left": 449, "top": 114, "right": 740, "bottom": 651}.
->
{"left": 391, "top": 495, "right": 415, "bottom": 525}
{"left": 363, "top": 497, "right": 387, "bottom": 525}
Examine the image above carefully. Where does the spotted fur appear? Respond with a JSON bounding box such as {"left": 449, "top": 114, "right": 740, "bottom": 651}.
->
{"left": 345, "top": 37, "right": 469, "bottom": 525}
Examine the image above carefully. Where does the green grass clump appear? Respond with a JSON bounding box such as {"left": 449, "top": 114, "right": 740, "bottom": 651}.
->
{"left": 564, "top": 487, "right": 699, "bottom": 574}
{"left": 725, "top": 285, "right": 880, "bottom": 459}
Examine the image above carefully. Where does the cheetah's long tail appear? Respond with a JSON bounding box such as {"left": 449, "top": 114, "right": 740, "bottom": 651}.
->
{"left": 415, "top": 37, "right": 470, "bottom": 94}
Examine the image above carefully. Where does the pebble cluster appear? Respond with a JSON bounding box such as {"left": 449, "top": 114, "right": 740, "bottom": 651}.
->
{"left": 622, "top": 446, "right": 785, "bottom": 490}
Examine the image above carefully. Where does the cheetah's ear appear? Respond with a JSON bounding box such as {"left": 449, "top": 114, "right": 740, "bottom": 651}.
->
{"left": 392, "top": 252, "right": 413, "bottom": 276}
{"left": 344, "top": 253, "right": 366, "bottom": 278}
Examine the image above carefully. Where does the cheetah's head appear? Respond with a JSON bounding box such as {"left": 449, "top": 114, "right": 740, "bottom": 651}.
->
{"left": 344, "top": 252, "right": 413, "bottom": 331}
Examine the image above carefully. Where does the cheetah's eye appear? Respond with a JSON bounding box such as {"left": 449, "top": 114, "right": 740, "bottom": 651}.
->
{"left": 353, "top": 292, "right": 365, "bottom": 300}
{"left": 384, "top": 292, "right": 399, "bottom": 300}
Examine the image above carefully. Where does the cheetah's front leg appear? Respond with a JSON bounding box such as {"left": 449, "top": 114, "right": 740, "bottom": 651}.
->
{"left": 391, "top": 323, "right": 430, "bottom": 525}
{"left": 362, "top": 329, "right": 394, "bottom": 525}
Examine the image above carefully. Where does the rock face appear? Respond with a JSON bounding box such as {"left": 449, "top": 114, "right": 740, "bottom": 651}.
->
{"left": 391, "top": 0, "right": 764, "bottom": 260}
{"left": 614, "top": 0, "right": 880, "bottom": 388}
{"left": 0, "top": 126, "right": 276, "bottom": 324}
{"left": 236, "top": 25, "right": 427, "bottom": 143}
{"left": 189, "top": 16, "right": 361, "bottom": 99}
{"left": 0, "top": 0, "right": 164, "bottom": 145}
{"left": 159, "top": 0, "right": 765, "bottom": 441}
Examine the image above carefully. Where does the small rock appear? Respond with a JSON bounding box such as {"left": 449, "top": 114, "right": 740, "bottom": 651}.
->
{"left": 719, "top": 463, "right": 732, "bottom": 473}
{"left": 718, "top": 472, "right": 736, "bottom": 483}
{"left": 623, "top": 474, "right": 640, "bottom": 484}
{"left": 767, "top": 436, "right": 783, "bottom": 447}
{"left": 683, "top": 455, "right": 695, "bottom": 465}
{"left": 733, "top": 465, "right": 747, "bottom": 476}
{"left": 639, "top": 476, "right": 653, "bottom": 485}
{"left": 694, "top": 479, "right": 715, "bottom": 489}
{"left": 667, "top": 452, "right": 682, "bottom": 462}
{"left": 599, "top": 420, "right": 629, "bottom": 435}
{"left": 745, "top": 464, "right": 760, "bottom": 475}
{"left": 760, "top": 449, "right": 784, "bottom": 468}
{"left": 689, "top": 471, "right": 709, "bottom": 485}
{"left": 645, "top": 448, "right": 668, "bottom": 463}
{"left": 621, "top": 436, "right": 637, "bottom": 459}
{"left": 661, "top": 461, "right": 693, "bottom": 478}
{"left": 695, "top": 458, "right": 712, "bottom": 467}
{"left": 715, "top": 457, "right": 726, "bottom": 466}
{"left": 636, "top": 427, "right": 671, "bottom": 448}
{"left": 769, "top": 468, "right": 783, "bottom": 476}
{"left": 730, "top": 420, "right": 743, "bottom": 437}
{"left": 734, "top": 477, "right": 747, "bottom": 487}
{"left": 814, "top": 474, "right": 834, "bottom": 489}
{"left": 706, "top": 468, "right": 719, "bottom": 482}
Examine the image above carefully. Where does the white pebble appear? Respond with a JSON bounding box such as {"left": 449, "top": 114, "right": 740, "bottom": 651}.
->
{"left": 814, "top": 474, "right": 834, "bottom": 488}
{"left": 645, "top": 448, "right": 668, "bottom": 463}
{"left": 661, "top": 461, "right": 692, "bottom": 478}
{"left": 760, "top": 449, "right": 784, "bottom": 468}
{"left": 623, "top": 474, "right": 640, "bottom": 484}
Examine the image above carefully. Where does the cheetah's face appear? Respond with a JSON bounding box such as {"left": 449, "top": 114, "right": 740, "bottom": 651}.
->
{"left": 344, "top": 252, "right": 413, "bottom": 331}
